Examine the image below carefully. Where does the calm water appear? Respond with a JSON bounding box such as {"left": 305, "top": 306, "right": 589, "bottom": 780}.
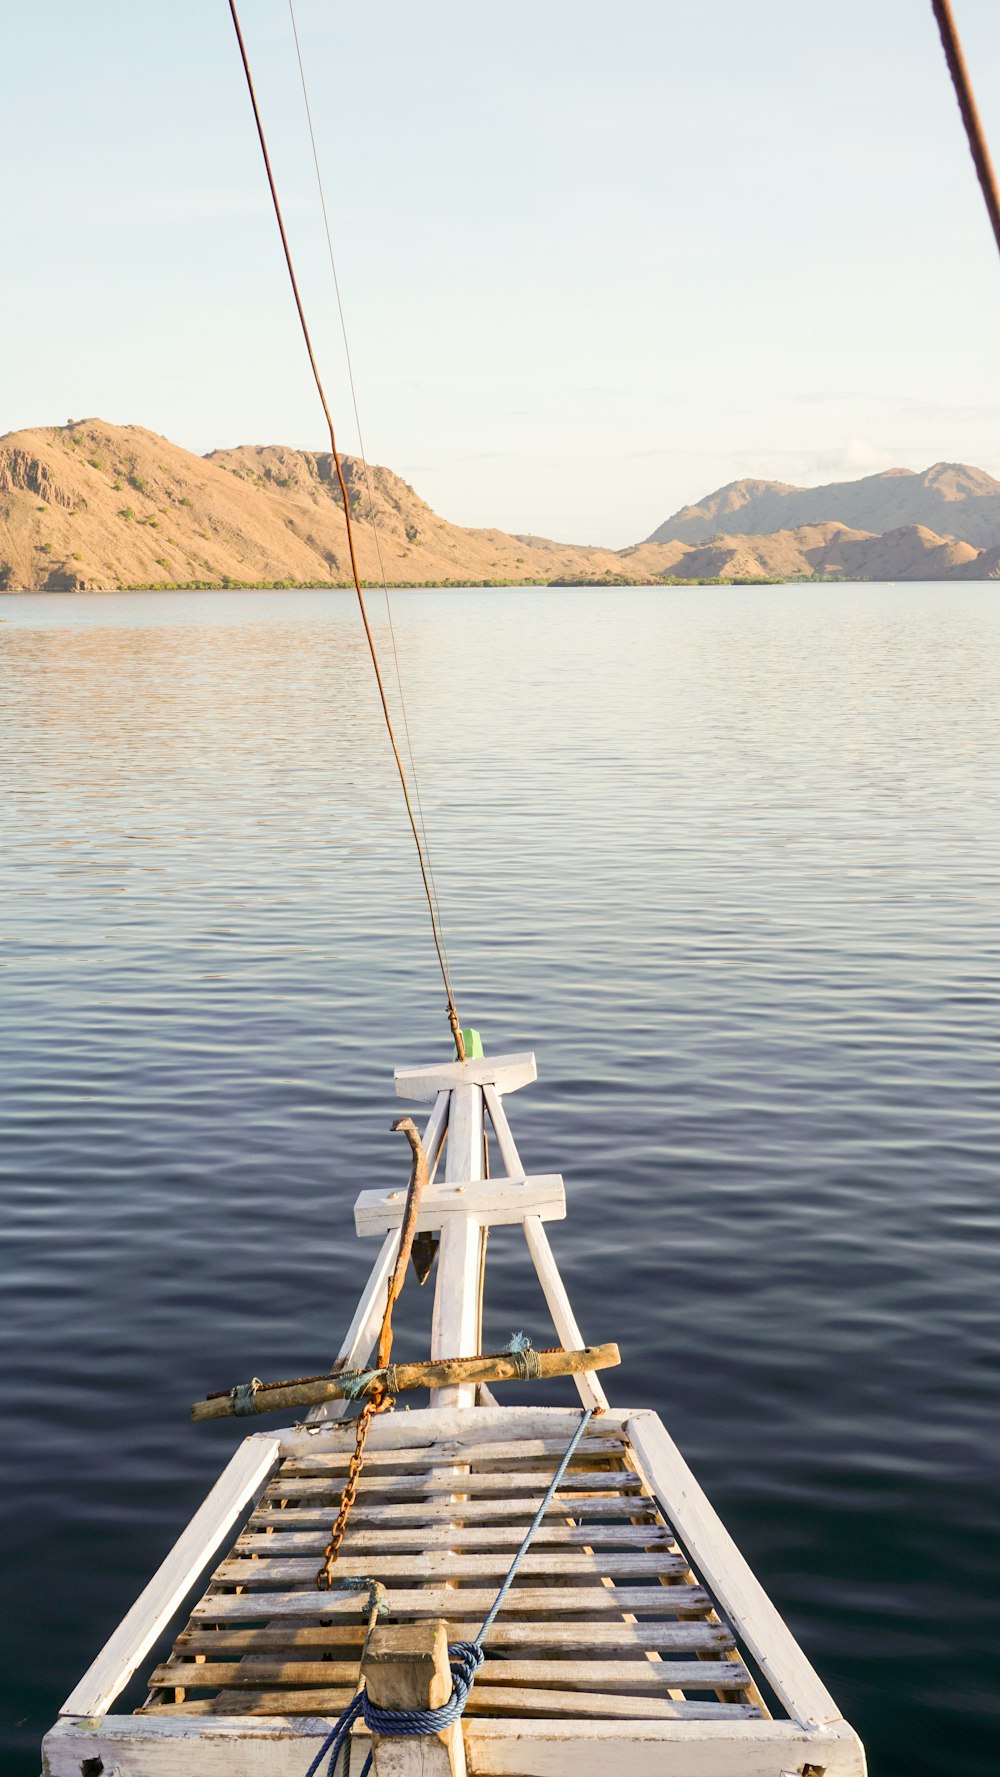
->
{"left": 2, "top": 585, "right": 999, "bottom": 1776}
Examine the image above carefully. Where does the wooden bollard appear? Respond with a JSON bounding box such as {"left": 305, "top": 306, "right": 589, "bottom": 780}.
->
{"left": 365, "top": 1620, "right": 465, "bottom": 1777}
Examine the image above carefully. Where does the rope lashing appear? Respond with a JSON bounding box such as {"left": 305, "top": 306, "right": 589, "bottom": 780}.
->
{"left": 306, "top": 1407, "right": 595, "bottom": 1776}
{"left": 339, "top": 1365, "right": 401, "bottom": 1402}
{"left": 504, "top": 1331, "right": 541, "bottom": 1381}
{"left": 229, "top": 1377, "right": 262, "bottom": 1416}
{"left": 338, "top": 1337, "right": 533, "bottom": 1401}
{"left": 341, "top": 1576, "right": 390, "bottom": 1620}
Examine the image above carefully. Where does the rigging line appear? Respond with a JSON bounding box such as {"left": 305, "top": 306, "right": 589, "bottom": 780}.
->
{"left": 227, "top": 0, "right": 465, "bottom": 1059}
{"left": 932, "top": 0, "right": 1000, "bottom": 261}
{"left": 285, "top": 0, "right": 456, "bottom": 996}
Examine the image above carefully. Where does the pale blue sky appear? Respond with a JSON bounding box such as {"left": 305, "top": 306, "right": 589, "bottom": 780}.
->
{"left": 3, "top": 0, "right": 1000, "bottom": 545}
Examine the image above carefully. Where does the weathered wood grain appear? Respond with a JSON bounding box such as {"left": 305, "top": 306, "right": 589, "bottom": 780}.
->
{"left": 212, "top": 1549, "right": 689, "bottom": 1586}
{"left": 191, "top": 1584, "right": 712, "bottom": 1622}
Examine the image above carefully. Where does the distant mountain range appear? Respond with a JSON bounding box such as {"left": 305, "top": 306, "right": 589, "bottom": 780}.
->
{"left": 2, "top": 420, "right": 999, "bottom": 591}
{"left": 645, "top": 462, "right": 1000, "bottom": 550}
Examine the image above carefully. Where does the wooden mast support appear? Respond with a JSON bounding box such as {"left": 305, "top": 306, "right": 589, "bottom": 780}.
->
{"left": 366, "top": 1621, "right": 465, "bottom": 1777}
{"left": 432, "top": 1082, "right": 484, "bottom": 1408}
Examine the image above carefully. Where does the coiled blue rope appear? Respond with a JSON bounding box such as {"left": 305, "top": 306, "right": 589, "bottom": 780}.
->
{"left": 305, "top": 1403, "right": 595, "bottom": 1777}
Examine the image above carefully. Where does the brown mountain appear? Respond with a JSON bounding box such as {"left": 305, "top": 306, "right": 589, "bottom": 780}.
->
{"left": 0, "top": 420, "right": 997, "bottom": 590}
{"left": 622, "top": 521, "right": 978, "bottom": 583}
{"left": 646, "top": 462, "right": 1000, "bottom": 549}
{"left": 0, "top": 420, "right": 630, "bottom": 593}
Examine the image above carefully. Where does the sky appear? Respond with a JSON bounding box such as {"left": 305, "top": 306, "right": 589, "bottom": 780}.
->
{"left": 3, "top": 0, "right": 1000, "bottom": 547}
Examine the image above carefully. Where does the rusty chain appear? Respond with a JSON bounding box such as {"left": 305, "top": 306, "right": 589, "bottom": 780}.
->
{"left": 316, "top": 1389, "right": 396, "bottom": 1590}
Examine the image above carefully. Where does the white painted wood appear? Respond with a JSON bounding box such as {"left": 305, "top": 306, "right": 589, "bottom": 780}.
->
{"left": 43, "top": 1714, "right": 364, "bottom": 1777}
{"left": 355, "top": 1174, "right": 565, "bottom": 1237}
{"left": 463, "top": 1716, "right": 868, "bottom": 1777}
{"left": 482, "top": 1085, "right": 607, "bottom": 1411}
{"left": 307, "top": 1094, "right": 448, "bottom": 1425}
{"left": 422, "top": 1090, "right": 452, "bottom": 1181}
{"left": 625, "top": 1412, "right": 843, "bottom": 1731}
{"left": 395, "top": 1051, "right": 537, "bottom": 1103}
{"left": 444, "top": 1084, "right": 483, "bottom": 1187}
{"left": 59, "top": 1434, "right": 281, "bottom": 1718}
{"left": 281, "top": 1405, "right": 631, "bottom": 1458}
{"left": 305, "top": 1229, "right": 399, "bottom": 1425}
{"left": 431, "top": 1084, "right": 484, "bottom": 1407}
{"left": 44, "top": 1713, "right": 866, "bottom": 1777}
{"left": 523, "top": 1217, "right": 609, "bottom": 1411}
{"left": 482, "top": 1083, "right": 525, "bottom": 1175}
{"left": 276, "top": 1431, "right": 621, "bottom": 1468}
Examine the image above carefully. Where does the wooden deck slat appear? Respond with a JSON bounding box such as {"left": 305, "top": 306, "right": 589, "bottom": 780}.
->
{"left": 264, "top": 1471, "right": 644, "bottom": 1500}
{"left": 236, "top": 1524, "right": 674, "bottom": 1553}
{"left": 143, "top": 1686, "right": 758, "bottom": 1720}
{"left": 173, "top": 1620, "right": 737, "bottom": 1656}
{"left": 250, "top": 1495, "right": 664, "bottom": 1527}
{"left": 149, "top": 1658, "right": 752, "bottom": 1693}
{"left": 212, "top": 1550, "right": 687, "bottom": 1586}
{"left": 278, "top": 1435, "right": 624, "bottom": 1472}
{"left": 192, "top": 1584, "right": 713, "bottom": 1621}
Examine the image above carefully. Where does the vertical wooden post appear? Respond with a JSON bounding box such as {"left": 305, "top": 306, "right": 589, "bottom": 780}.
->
{"left": 365, "top": 1621, "right": 465, "bottom": 1777}
{"left": 431, "top": 1084, "right": 484, "bottom": 1408}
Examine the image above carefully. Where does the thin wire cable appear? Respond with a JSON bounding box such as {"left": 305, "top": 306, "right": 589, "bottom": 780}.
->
{"left": 227, "top": 0, "right": 465, "bottom": 1058}
{"left": 932, "top": 0, "right": 1000, "bottom": 261}
{"left": 285, "top": 0, "right": 456, "bottom": 999}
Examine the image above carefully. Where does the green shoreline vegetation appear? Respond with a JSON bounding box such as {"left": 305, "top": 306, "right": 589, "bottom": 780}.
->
{"left": 104, "top": 572, "right": 841, "bottom": 593}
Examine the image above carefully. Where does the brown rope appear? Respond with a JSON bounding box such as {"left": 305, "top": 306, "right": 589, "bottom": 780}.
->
{"left": 932, "top": 0, "right": 1000, "bottom": 261}
{"left": 227, "top": 0, "right": 465, "bottom": 1060}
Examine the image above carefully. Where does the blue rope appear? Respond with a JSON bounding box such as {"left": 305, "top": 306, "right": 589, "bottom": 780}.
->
{"left": 306, "top": 1406, "right": 595, "bottom": 1775}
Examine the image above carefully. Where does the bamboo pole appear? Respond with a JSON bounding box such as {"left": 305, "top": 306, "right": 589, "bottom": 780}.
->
{"left": 191, "top": 1343, "right": 620, "bottom": 1423}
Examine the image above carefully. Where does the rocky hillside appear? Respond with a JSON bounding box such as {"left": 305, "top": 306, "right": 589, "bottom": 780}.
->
{"left": 646, "top": 462, "right": 1000, "bottom": 549}
{"left": 0, "top": 420, "right": 630, "bottom": 593}
{"left": 2, "top": 421, "right": 999, "bottom": 590}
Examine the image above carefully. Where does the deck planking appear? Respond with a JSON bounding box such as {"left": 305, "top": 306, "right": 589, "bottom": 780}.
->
{"left": 143, "top": 1425, "right": 766, "bottom": 1728}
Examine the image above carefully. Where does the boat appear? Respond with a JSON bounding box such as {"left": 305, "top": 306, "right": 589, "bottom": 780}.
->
{"left": 42, "top": 3, "right": 1000, "bottom": 1772}
{"left": 42, "top": 1046, "right": 867, "bottom": 1777}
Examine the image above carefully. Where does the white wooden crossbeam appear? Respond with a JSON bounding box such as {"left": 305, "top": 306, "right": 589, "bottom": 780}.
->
{"left": 394, "top": 1051, "right": 537, "bottom": 1103}
{"left": 43, "top": 1712, "right": 867, "bottom": 1777}
{"left": 355, "top": 1174, "right": 565, "bottom": 1237}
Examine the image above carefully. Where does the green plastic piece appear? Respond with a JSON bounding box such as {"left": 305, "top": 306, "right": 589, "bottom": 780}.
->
{"left": 460, "top": 1026, "right": 484, "bottom": 1060}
